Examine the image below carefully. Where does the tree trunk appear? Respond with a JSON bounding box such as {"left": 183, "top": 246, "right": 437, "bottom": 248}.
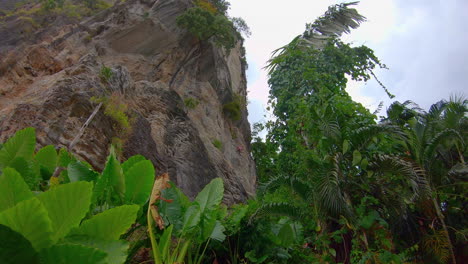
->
{"left": 431, "top": 196, "right": 456, "bottom": 264}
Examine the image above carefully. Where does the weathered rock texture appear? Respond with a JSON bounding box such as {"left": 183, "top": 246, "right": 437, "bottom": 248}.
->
{"left": 0, "top": 0, "right": 256, "bottom": 202}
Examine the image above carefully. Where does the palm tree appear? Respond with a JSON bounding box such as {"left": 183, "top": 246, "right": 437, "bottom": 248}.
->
{"left": 385, "top": 98, "right": 467, "bottom": 263}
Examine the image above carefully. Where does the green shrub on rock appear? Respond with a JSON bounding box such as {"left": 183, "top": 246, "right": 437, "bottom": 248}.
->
{"left": 176, "top": 6, "right": 237, "bottom": 50}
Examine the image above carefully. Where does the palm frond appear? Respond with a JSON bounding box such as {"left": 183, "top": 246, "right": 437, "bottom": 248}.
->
{"left": 427, "top": 100, "right": 448, "bottom": 121}
{"left": 260, "top": 175, "right": 312, "bottom": 203}
{"left": 302, "top": 2, "right": 365, "bottom": 47}
{"left": 370, "top": 154, "right": 430, "bottom": 202}
{"left": 317, "top": 154, "right": 349, "bottom": 217}
{"left": 443, "top": 97, "right": 467, "bottom": 131}
{"left": 424, "top": 128, "right": 465, "bottom": 164}
{"left": 251, "top": 202, "right": 304, "bottom": 222}
{"left": 384, "top": 101, "right": 424, "bottom": 125}
{"left": 267, "top": 2, "right": 365, "bottom": 72}
{"left": 373, "top": 101, "right": 384, "bottom": 115}
{"left": 350, "top": 124, "right": 405, "bottom": 150}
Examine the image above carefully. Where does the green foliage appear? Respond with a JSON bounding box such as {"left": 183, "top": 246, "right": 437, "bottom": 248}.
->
{"left": 0, "top": 127, "right": 160, "bottom": 263}
{"left": 0, "top": 127, "right": 35, "bottom": 169}
{"left": 37, "top": 182, "right": 93, "bottom": 242}
{"left": 176, "top": 6, "right": 237, "bottom": 50}
{"left": 231, "top": 17, "right": 251, "bottom": 38}
{"left": 212, "top": 139, "right": 223, "bottom": 150}
{"left": 39, "top": 0, "right": 109, "bottom": 13}
{"left": 92, "top": 94, "right": 132, "bottom": 138}
{"left": 184, "top": 97, "right": 200, "bottom": 109}
{"left": 209, "top": 0, "right": 230, "bottom": 15}
{"left": 99, "top": 65, "right": 113, "bottom": 83}
{"left": 0, "top": 168, "right": 33, "bottom": 212}
{"left": 70, "top": 205, "right": 139, "bottom": 240}
{"left": 223, "top": 94, "right": 244, "bottom": 121}
{"left": 0, "top": 224, "right": 39, "bottom": 264}
{"left": 0, "top": 197, "right": 54, "bottom": 251}
{"left": 150, "top": 178, "right": 227, "bottom": 264}
{"left": 40, "top": 244, "right": 107, "bottom": 264}
{"left": 248, "top": 2, "right": 466, "bottom": 263}
{"left": 124, "top": 160, "right": 155, "bottom": 205}
{"left": 35, "top": 145, "right": 57, "bottom": 178}
{"left": 40, "top": 0, "right": 65, "bottom": 10}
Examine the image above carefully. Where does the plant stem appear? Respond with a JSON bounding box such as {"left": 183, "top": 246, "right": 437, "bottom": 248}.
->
{"left": 147, "top": 205, "right": 162, "bottom": 264}
{"left": 431, "top": 196, "right": 457, "bottom": 264}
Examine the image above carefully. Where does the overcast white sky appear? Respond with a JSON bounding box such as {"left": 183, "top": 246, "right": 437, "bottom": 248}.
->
{"left": 228, "top": 0, "right": 468, "bottom": 125}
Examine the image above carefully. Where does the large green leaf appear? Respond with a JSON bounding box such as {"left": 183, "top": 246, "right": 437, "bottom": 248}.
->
{"left": 209, "top": 221, "right": 226, "bottom": 242}
{"left": 0, "top": 167, "right": 33, "bottom": 212}
{"left": 34, "top": 145, "right": 57, "bottom": 175}
{"left": 182, "top": 204, "right": 201, "bottom": 232}
{"left": 68, "top": 162, "right": 99, "bottom": 182}
{"left": 342, "top": 139, "right": 350, "bottom": 154}
{"left": 37, "top": 182, "right": 93, "bottom": 241}
{"left": 194, "top": 178, "right": 224, "bottom": 212}
{"left": 0, "top": 198, "right": 53, "bottom": 251}
{"left": 200, "top": 211, "right": 218, "bottom": 241}
{"left": 70, "top": 205, "right": 139, "bottom": 240}
{"left": 225, "top": 204, "right": 248, "bottom": 234}
{"left": 276, "top": 222, "right": 294, "bottom": 247}
{"left": 159, "top": 224, "right": 173, "bottom": 260}
{"left": 121, "top": 155, "right": 146, "bottom": 174}
{"left": 124, "top": 160, "right": 155, "bottom": 205}
{"left": 0, "top": 127, "right": 36, "bottom": 168}
{"left": 159, "top": 182, "right": 191, "bottom": 231}
{"left": 0, "top": 224, "right": 40, "bottom": 264}
{"left": 352, "top": 150, "right": 362, "bottom": 166}
{"left": 40, "top": 244, "right": 107, "bottom": 264}
{"left": 65, "top": 236, "right": 130, "bottom": 264}
{"left": 94, "top": 153, "right": 125, "bottom": 204}
{"left": 9, "top": 157, "right": 40, "bottom": 190}
{"left": 57, "top": 148, "right": 75, "bottom": 167}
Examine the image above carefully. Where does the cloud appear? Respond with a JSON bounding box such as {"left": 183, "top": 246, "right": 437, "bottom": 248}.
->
{"left": 350, "top": 0, "right": 468, "bottom": 110}
{"left": 229, "top": 0, "right": 468, "bottom": 125}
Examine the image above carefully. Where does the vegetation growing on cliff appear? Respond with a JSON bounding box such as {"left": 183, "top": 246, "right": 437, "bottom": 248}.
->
{"left": 176, "top": 0, "right": 250, "bottom": 50}
{"left": 0, "top": 1, "right": 466, "bottom": 264}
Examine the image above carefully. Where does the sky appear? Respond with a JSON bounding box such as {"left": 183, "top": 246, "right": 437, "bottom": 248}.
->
{"left": 228, "top": 0, "right": 468, "bottom": 125}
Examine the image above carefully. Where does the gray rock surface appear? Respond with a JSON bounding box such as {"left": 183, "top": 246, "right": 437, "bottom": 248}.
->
{"left": 0, "top": 0, "right": 256, "bottom": 203}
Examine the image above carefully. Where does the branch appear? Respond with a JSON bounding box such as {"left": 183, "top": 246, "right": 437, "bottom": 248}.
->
{"left": 51, "top": 102, "right": 103, "bottom": 178}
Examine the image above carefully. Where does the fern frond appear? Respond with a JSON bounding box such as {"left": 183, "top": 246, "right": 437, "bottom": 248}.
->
{"left": 422, "top": 230, "right": 451, "bottom": 263}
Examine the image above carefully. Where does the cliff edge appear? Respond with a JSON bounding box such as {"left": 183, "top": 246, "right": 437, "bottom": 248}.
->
{"left": 0, "top": 0, "right": 256, "bottom": 203}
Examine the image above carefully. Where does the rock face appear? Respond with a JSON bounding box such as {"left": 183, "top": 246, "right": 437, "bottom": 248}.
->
{"left": 0, "top": 0, "right": 256, "bottom": 202}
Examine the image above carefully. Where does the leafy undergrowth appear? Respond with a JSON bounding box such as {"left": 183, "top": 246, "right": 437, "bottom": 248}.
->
{"left": 0, "top": 0, "right": 466, "bottom": 264}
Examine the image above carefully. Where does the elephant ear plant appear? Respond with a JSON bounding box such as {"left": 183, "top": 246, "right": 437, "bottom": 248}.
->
{"left": 148, "top": 176, "right": 228, "bottom": 264}
{"left": 0, "top": 168, "right": 140, "bottom": 264}
{"left": 0, "top": 127, "right": 156, "bottom": 263}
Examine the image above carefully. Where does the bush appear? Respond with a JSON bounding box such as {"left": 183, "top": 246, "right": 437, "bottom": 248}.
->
{"left": 176, "top": 7, "right": 236, "bottom": 50}
{"left": 222, "top": 94, "right": 244, "bottom": 121}
{"left": 91, "top": 94, "right": 132, "bottom": 139}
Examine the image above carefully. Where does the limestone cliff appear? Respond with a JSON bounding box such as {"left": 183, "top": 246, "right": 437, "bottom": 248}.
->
{"left": 0, "top": 0, "right": 256, "bottom": 202}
